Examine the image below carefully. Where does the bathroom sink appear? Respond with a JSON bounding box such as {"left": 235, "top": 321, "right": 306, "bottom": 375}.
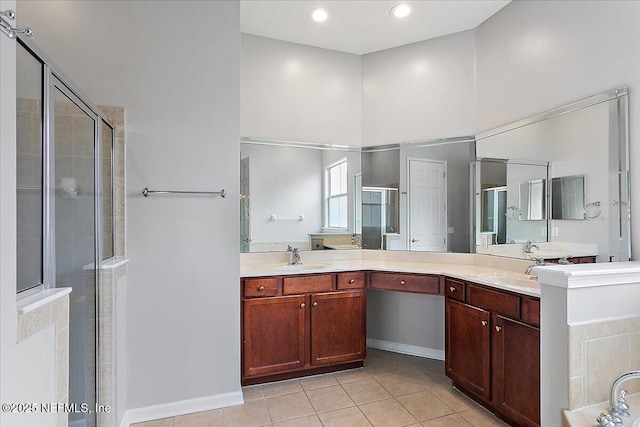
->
{"left": 272, "top": 263, "right": 330, "bottom": 272}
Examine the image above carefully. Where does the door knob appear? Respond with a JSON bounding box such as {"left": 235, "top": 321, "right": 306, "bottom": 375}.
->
{"left": 411, "top": 239, "right": 419, "bottom": 243}
{"left": 312, "top": 302, "right": 318, "bottom": 307}
{"left": 349, "top": 279, "right": 355, "bottom": 284}
{"left": 481, "top": 320, "right": 488, "bottom": 326}
{"left": 495, "top": 326, "right": 502, "bottom": 332}
{"left": 257, "top": 285, "right": 265, "bottom": 291}
{"left": 400, "top": 280, "right": 406, "bottom": 285}
{"left": 300, "top": 303, "right": 306, "bottom": 308}
{"left": 449, "top": 286, "right": 456, "bottom": 292}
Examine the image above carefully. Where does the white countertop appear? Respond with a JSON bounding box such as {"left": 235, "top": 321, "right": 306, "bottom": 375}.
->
{"left": 241, "top": 250, "right": 541, "bottom": 297}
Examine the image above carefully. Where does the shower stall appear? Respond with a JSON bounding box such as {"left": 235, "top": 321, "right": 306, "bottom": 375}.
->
{"left": 16, "top": 36, "right": 115, "bottom": 427}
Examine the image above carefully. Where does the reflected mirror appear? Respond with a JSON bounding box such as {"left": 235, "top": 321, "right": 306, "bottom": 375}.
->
{"left": 552, "top": 175, "right": 585, "bottom": 220}
{"left": 475, "top": 88, "right": 630, "bottom": 262}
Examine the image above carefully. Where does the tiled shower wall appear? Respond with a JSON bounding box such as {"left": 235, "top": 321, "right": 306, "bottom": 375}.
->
{"left": 568, "top": 315, "right": 640, "bottom": 409}
{"left": 97, "top": 105, "right": 126, "bottom": 427}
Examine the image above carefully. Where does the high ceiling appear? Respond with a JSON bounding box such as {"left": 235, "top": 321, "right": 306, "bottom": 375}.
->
{"left": 240, "top": 1, "right": 510, "bottom": 55}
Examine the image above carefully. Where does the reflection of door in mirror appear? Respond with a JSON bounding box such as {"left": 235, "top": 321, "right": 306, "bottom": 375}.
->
{"left": 519, "top": 179, "right": 546, "bottom": 221}
{"left": 408, "top": 159, "right": 447, "bottom": 251}
{"left": 240, "top": 156, "right": 250, "bottom": 252}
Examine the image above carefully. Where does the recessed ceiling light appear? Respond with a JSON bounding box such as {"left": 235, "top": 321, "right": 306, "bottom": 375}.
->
{"left": 309, "top": 8, "right": 328, "bottom": 23}
{"left": 390, "top": 4, "right": 411, "bottom": 19}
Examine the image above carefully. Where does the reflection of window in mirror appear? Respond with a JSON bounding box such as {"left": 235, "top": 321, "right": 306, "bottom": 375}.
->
{"left": 326, "top": 159, "right": 348, "bottom": 229}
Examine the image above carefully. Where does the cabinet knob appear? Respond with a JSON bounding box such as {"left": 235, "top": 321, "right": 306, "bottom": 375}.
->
{"left": 495, "top": 326, "right": 502, "bottom": 332}
{"left": 300, "top": 303, "right": 306, "bottom": 308}
{"left": 481, "top": 320, "right": 488, "bottom": 326}
{"left": 449, "top": 286, "right": 456, "bottom": 292}
{"left": 400, "top": 280, "right": 406, "bottom": 285}
{"left": 312, "top": 302, "right": 318, "bottom": 307}
{"left": 257, "top": 285, "right": 265, "bottom": 291}
{"left": 349, "top": 279, "right": 355, "bottom": 284}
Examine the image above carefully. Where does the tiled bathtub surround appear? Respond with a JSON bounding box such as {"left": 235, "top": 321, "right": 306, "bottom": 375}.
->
{"left": 567, "top": 315, "right": 640, "bottom": 409}
{"left": 537, "top": 261, "right": 640, "bottom": 427}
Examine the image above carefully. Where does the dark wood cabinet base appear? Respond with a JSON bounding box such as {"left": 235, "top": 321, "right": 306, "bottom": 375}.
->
{"left": 241, "top": 361, "right": 364, "bottom": 386}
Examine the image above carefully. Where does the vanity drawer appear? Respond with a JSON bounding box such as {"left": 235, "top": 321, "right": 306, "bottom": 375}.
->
{"left": 369, "top": 272, "right": 440, "bottom": 294}
{"left": 283, "top": 274, "right": 333, "bottom": 295}
{"left": 444, "top": 278, "right": 465, "bottom": 302}
{"left": 243, "top": 277, "right": 278, "bottom": 298}
{"left": 337, "top": 272, "right": 366, "bottom": 290}
{"left": 467, "top": 284, "right": 520, "bottom": 318}
{"left": 521, "top": 297, "right": 541, "bottom": 327}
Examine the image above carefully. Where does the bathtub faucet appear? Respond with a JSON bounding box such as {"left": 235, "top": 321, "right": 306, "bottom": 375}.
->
{"left": 610, "top": 370, "right": 640, "bottom": 419}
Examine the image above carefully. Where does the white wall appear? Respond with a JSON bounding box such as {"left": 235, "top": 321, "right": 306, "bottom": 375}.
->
{"left": 362, "top": 30, "right": 476, "bottom": 146}
{"left": 241, "top": 34, "right": 362, "bottom": 146}
{"left": 18, "top": 0, "right": 242, "bottom": 421}
{"left": 475, "top": 0, "right": 640, "bottom": 259}
{"left": 241, "top": 143, "right": 323, "bottom": 243}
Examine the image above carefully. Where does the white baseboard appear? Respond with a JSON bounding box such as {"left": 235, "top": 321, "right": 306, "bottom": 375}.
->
{"left": 120, "top": 391, "right": 243, "bottom": 427}
{"left": 367, "top": 338, "right": 445, "bottom": 361}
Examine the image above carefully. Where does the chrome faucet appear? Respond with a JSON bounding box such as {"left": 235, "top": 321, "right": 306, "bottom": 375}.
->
{"left": 524, "top": 240, "right": 540, "bottom": 254}
{"left": 609, "top": 371, "right": 640, "bottom": 421}
{"left": 525, "top": 258, "right": 546, "bottom": 275}
{"left": 287, "top": 245, "right": 302, "bottom": 265}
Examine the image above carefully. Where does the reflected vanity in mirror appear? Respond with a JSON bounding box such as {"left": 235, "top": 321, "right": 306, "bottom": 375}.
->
{"left": 474, "top": 87, "right": 630, "bottom": 262}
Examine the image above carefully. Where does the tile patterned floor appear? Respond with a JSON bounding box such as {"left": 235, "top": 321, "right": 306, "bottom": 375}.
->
{"left": 132, "top": 349, "right": 510, "bottom": 427}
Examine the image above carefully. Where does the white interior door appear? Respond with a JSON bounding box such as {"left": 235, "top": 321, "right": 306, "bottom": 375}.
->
{"left": 408, "top": 159, "right": 447, "bottom": 252}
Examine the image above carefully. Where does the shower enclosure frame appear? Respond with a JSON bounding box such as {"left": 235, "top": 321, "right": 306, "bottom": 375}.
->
{"left": 17, "top": 34, "right": 116, "bottom": 427}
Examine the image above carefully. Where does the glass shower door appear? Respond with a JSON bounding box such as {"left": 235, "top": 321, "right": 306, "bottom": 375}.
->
{"left": 52, "top": 81, "right": 97, "bottom": 427}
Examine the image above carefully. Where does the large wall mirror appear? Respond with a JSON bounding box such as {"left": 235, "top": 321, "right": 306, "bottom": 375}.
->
{"left": 361, "top": 138, "right": 476, "bottom": 252}
{"left": 240, "top": 139, "right": 361, "bottom": 253}
{"left": 474, "top": 87, "right": 630, "bottom": 262}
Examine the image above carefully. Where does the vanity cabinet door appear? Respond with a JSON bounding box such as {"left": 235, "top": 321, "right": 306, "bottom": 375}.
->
{"left": 492, "top": 315, "right": 540, "bottom": 427}
{"left": 310, "top": 290, "right": 366, "bottom": 366}
{"left": 243, "top": 295, "right": 307, "bottom": 378}
{"left": 445, "top": 298, "right": 491, "bottom": 401}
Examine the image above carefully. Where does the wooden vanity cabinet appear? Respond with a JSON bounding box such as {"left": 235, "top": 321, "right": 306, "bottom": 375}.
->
{"left": 241, "top": 273, "right": 366, "bottom": 385}
{"left": 445, "top": 278, "right": 541, "bottom": 427}
{"left": 492, "top": 315, "right": 540, "bottom": 427}
{"left": 445, "top": 298, "right": 491, "bottom": 400}
{"left": 311, "top": 290, "right": 366, "bottom": 366}
{"left": 243, "top": 295, "right": 307, "bottom": 378}
{"left": 369, "top": 271, "right": 441, "bottom": 294}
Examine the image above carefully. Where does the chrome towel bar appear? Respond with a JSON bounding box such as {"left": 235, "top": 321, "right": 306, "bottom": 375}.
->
{"left": 142, "top": 188, "right": 226, "bottom": 198}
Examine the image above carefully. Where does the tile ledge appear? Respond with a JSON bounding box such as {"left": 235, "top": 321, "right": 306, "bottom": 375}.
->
{"left": 99, "top": 257, "right": 129, "bottom": 270}
{"left": 82, "top": 257, "right": 130, "bottom": 271}
{"left": 17, "top": 287, "right": 72, "bottom": 315}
